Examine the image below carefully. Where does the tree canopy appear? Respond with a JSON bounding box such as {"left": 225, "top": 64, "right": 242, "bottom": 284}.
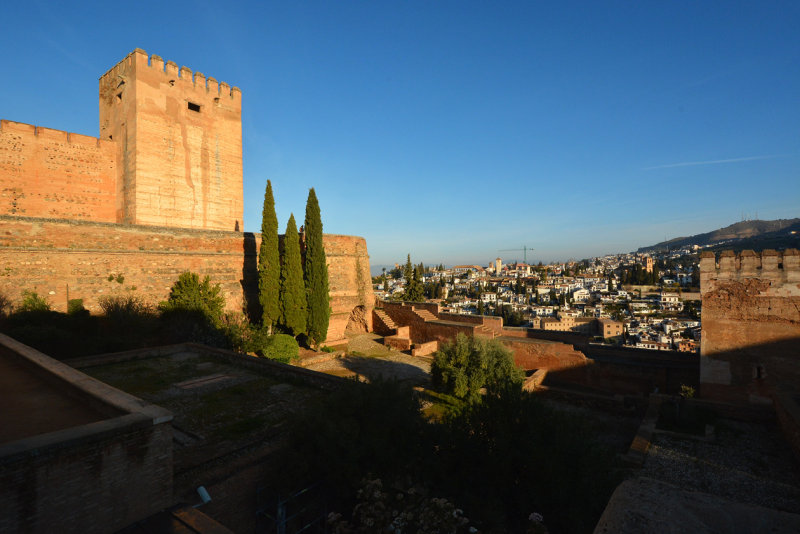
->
{"left": 158, "top": 272, "right": 225, "bottom": 326}
{"left": 431, "top": 333, "right": 523, "bottom": 403}
{"left": 279, "top": 214, "right": 307, "bottom": 337}
{"left": 304, "top": 188, "right": 330, "bottom": 346}
{"left": 258, "top": 180, "right": 280, "bottom": 330}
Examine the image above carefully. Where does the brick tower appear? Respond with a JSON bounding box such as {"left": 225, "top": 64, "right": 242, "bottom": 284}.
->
{"left": 99, "top": 49, "right": 243, "bottom": 230}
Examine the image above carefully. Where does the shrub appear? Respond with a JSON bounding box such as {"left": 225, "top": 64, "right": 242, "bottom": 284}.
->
{"left": 262, "top": 333, "right": 299, "bottom": 363}
{"left": 431, "top": 333, "right": 523, "bottom": 403}
{"left": 17, "top": 290, "right": 50, "bottom": 312}
{"left": 222, "top": 313, "right": 272, "bottom": 354}
{"left": 67, "top": 298, "right": 86, "bottom": 315}
{"left": 98, "top": 294, "right": 151, "bottom": 319}
{"left": 159, "top": 272, "right": 225, "bottom": 326}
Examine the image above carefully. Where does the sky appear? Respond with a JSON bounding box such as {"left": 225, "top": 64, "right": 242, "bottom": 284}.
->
{"left": 2, "top": 1, "right": 798, "bottom": 271}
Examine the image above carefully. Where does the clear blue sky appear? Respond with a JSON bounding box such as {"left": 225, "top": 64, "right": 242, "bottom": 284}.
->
{"left": 3, "top": 1, "right": 798, "bottom": 270}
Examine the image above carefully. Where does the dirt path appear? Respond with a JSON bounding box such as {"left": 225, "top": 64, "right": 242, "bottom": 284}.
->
{"left": 303, "top": 334, "right": 431, "bottom": 386}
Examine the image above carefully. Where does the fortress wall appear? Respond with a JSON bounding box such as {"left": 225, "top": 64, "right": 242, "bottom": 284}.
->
{"left": 0, "top": 120, "right": 116, "bottom": 222}
{"left": 99, "top": 49, "right": 243, "bottom": 230}
{"left": 0, "top": 216, "right": 372, "bottom": 343}
{"left": 699, "top": 249, "right": 800, "bottom": 403}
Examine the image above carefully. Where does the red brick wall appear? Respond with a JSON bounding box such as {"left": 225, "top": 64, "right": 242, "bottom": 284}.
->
{"left": 0, "top": 423, "right": 173, "bottom": 534}
{"left": 0, "top": 120, "right": 116, "bottom": 222}
{"left": 0, "top": 216, "right": 372, "bottom": 343}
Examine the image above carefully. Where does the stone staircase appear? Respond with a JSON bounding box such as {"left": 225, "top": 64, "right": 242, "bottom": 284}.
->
{"left": 413, "top": 309, "right": 438, "bottom": 322}
{"left": 373, "top": 309, "right": 397, "bottom": 335}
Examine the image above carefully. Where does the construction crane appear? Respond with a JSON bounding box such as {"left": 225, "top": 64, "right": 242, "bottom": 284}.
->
{"left": 498, "top": 246, "right": 535, "bottom": 264}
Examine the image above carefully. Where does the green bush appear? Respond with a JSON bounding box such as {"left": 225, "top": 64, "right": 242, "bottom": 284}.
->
{"left": 282, "top": 383, "right": 618, "bottom": 534}
{"left": 67, "top": 298, "right": 86, "bottom": 315}
{"left": 98, "top": 294, "right": 151, "bottom": 319}
{"left": 159, "top": 272, "right": 225, "bottom": 326}
{"left": 431, "top": 333, "right": 523, "bottom": 403}
{"left": 222, "top": 314, "right": 272, "bottom": 354}
{"left": 262, "top": 333, "right": 299, "bottom": 363}
{"left": 17, "top": 290, "right": 50, "bottom": 312}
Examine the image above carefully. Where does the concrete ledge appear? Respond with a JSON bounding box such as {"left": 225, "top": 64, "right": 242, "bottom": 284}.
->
{"left": 1, "top": 334, "right": 172, "bottom": 425}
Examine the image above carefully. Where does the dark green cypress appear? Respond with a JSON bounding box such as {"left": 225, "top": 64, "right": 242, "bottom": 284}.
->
{"left": 279, "top": 214, "right": 307, "bottom": 337}
{"left": 258, "top": 180, "right": 280, "bottom": 331}
{"left": 303, "top": 188, "right": 330, "bottom": 346}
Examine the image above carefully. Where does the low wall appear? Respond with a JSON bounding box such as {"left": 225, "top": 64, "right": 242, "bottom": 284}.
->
{"left": 438, "top": 312, "right": 503, "bottom": 333}
{"left": 0, "top": 216, "right": 372, "bottom": 343}
{"left": 498, "top": 337, "right": 588, "bottom": 371}
{"left": 0, "top": 334, "right": 173, "bottom": 534}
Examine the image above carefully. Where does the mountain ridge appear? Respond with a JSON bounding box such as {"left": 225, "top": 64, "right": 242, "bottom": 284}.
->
{"left": 637, "top": 218, "right": 800, "bottom": 252}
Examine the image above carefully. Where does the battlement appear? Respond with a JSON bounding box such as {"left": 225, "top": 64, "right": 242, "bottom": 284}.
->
{"left": 0, "top": 120, "right": 113, "bottom": 149}
{"left": 699, "top": 249, "right": 800, "bottom": 288}
{"left": 100, "top": 49, "right": 240, "bottom": 100}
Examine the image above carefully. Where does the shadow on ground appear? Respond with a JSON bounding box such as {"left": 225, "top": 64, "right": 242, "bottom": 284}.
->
{"left": 340, "top": 355, "right": 430, "bottom": 386}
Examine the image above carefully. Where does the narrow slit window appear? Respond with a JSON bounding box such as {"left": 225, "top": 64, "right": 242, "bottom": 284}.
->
{"left": 188, "top": 102, "right": 201, "bottom": 112}
{"left": 116, "top": 92, "right": 122, "bottom": 102}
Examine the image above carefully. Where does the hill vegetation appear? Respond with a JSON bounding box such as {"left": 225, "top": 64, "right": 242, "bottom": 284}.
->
{"left": 638, "top": 218, "right": 800, "bottom": 252}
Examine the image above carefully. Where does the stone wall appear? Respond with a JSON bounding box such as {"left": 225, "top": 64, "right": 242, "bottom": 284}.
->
{"left": 699, "top": 249, "right": 800, "bottom": 403}
{"left": 99, "top": 49, "right": 242, "bottom": 230}
{"left": 0, "top": 216, "right": 372, "bottom": 343}
{"left": 0, "top": 120, "right": 116, "bottom": 222}
{"left": 0, "top": 334, "right": 173, "bottom": 534}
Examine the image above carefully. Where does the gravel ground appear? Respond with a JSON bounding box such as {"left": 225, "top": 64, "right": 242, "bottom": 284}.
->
{"left": 641, "top": 419, "right": 800, "bottom": 513}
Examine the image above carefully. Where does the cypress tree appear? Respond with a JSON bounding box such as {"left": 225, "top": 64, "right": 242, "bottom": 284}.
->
{"left": 304, "top": 188, "right": 330, "bottom": 346}
{"left": 258, "top": 180, "right": 280, "bottom": 331}
{"left": 279, "top": 214, "right": 307, "bottom": 337}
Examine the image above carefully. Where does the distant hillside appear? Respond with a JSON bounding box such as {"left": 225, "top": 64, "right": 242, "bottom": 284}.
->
{"left": 638, "top": 219, "right": 800, "bottom": 252}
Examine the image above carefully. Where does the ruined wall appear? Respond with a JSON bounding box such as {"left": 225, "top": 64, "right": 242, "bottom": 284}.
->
{"left": 499, "top": 337, "right": 587, "bottom": 371}
{"left": 700, "top": 249, "right": 800, "bottom": 403}
{"left": 99, "top": 49, "right": 242, "bottom": 230}
{"left": 321, "top": 234, "right": 374, "bottom": 342}
{"left": 0, "top": 216, "right": 372, "bottom": 343}
{"left": 0, "top": 120, "right": 116, "bottom": 222}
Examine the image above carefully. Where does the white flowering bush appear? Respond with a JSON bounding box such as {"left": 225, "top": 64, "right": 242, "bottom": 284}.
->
{"left": 328, "top": 478, "right": 474, "bottom": 534}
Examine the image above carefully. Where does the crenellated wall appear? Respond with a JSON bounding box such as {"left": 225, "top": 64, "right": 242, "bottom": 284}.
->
{"left": 0, "top": 121, "right": 117, "bottom": 222}
{"left": 99, "top": 49, "right": 242, "bottom": 230}
{"left": 699, "top": 249, "right": 800, "bottom": 403}
{"left": 0, "top": 50, "right": 373, "bottom": 344}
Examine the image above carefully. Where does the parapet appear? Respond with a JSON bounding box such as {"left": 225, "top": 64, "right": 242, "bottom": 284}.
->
{"left": 700, "top": 249, "right": 800, "bottom": 289}
{"left": 99, "top": 48, "right": 241, "bottom": 101}
{"left": 0, "top": 119, "right": 113, "bottom": 149}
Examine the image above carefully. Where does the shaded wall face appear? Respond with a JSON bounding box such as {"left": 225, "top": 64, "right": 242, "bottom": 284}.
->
{"left": 99, "top": 50, "right": 243, "bottom": 230}
{"left": 0, "top": 121, "right": 117, "bottom": 222}
{"left": 700, "top": 250, "right": 800, "bottom": 403}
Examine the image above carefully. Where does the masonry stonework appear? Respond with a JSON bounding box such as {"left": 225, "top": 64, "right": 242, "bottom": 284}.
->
{"left": 699, "top": 249, "right": 800, "bottom": 403}
{"left": 0, "top": 216, "right": 372, "bottom": 343}
{"left": 0, "top": 50, "right": 373, "bottom": 344}
{"left": 0, "top": 121, "right": 117, "bottom": 222}
{"left": 99, "top": 49, "right": 242, "bottom": 229}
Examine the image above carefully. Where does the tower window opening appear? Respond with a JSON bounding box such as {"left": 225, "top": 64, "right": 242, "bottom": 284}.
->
{"left": 116, "top": 92, "right": 122, "bottom": 102}
{"left": 188, "top": 102, "right": 201, "bottom": 112}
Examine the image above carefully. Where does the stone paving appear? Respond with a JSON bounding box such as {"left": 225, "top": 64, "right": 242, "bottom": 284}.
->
{"left": 640, "top": 418, "right": 800, "bottom": 514}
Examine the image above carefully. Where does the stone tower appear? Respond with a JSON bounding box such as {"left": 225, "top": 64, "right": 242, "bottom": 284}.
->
{"left": 99, "top": 49, "right": 243, "bottom": 230}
